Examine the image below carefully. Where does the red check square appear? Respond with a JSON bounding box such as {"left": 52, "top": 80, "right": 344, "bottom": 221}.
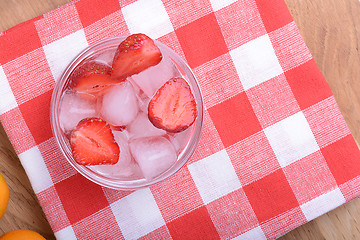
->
{"left": 120, "top": 0, "right": 138, "bottom": 6}
{"left": 176, "top": 13, "right": 228, "bottom": 68}
{"left": 0, "top": 21, "right": 42, "bottom": 64}
{"left": 303, "top": 97, "right": 350, "bottom": 148}
{"left": 243, "top": 169, "right": 299, "bottom": 223}
{"left": 75, "top": 0, "right": 121, "bottom": 28}
{"left": 37, "top": 186, "right": 70, "bottom": 232}
{"left": 206, "top": 189, "right": 259, "bottom": 239}
{"left": 193, "top": 53, "right": 244, "bottom": 109}
{"left": 54, "top": 173, "right": 109, "bottom": 224}
{"left": 321, "top": 135, "right": 360, "bottom": 185}
{"left": 269, "top": 22, "right": 312, "bottom": 72}
{"left": 19, "top": 90, "right": 53, "bottom": 145}
{"left": 215, "top": 0, "right": 267, "bottom": 51}
{"left": 208, "top": 92, "right": 262, "bottom": 148}
{"left": 255, "top": 0, "right": 293, "bottom": 33}
{"left": 164, "top": 0, "right": 212, "bottom": 29}
{"left": 167, "top": 206, "right": 220, "bottom": 240}
{"left": 285, "top": 59, "right": 333, "bottom": 110}
{"left": 227, "top": 131, "right": 280, "bottom": 186}
{"left": 247, "top": 74, "right": 300, "bottom": 128}
{"left": 283, "top": 151, "right": 337, "bottom": 205}
{"left": 72, "top": 207, "right": 123, "bottom": 239}
{"left": 151, "top": 167, "right": 203, "bottom": 222}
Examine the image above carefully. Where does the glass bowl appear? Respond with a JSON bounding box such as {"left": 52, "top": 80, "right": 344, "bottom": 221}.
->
{"left": 50, "top": 36, "right": 204, "bottom": 190}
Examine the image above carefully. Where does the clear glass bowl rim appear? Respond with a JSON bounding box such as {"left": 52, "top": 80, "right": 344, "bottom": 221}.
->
{"left": 50, "top": 35, "right": 204, "bottom": 190}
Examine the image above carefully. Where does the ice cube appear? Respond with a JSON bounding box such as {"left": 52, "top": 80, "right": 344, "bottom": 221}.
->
{"left": 128, "top": 79, "right": 150, "bottom": 113}
{"left": 168, "top": 127, "right": 192, "bottom": 154}
{"left": 136, "top": 89, "right": 151, "bottom": 113}
{"left": 91, "top": 50, "right": 115, "bottom": 66}
{"left": 128, "top": 112, "right": 166, "bottom": 139}
{"left": 129, "top": 56, "right": 181, "bottom": 98}
{"left": 88, "top": 130, "right": 142, "bottom": 178}
{"left": 129, "top": 136, "right": 177, "bottom": 180}
{"left": 99, "top": 81, "right": 139, "bottom": 126}
{"left": 59, "top": 91, "right": 96, "bottom": 133}
{"left": 128, "top": 78, "right": 141, "bottom": 96}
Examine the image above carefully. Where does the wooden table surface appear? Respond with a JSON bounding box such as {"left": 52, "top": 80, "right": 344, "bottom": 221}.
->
{"left": 1, "top": 0, "right": 360, "bottom": 239}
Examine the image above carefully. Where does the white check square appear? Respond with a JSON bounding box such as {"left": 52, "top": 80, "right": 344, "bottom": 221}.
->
{"left": 210, "top": 0, "right": 238, "bottom": 11}
{"left": 19, "top": 146, "right": 53, "bottom": 193}
{"left": 264, "top": 112, "right": 320, "bottom": 167}
{"left": 232, "top": 226, "right": 266, "bottom": 240}
{"left": 122, "top": 0, "right": 174, "bottom": 39}
{"left": 188, "top": 149, "right": 242, "bottom": 204}
{"left": 264, "top": 111, "right": 319, "bottom": 167}
{"left": 54, "top": 226, "right": 76, "bottom": 240}
{"left": 0, "top": 66, "right": 17, "bottom": 115}
{"left": 43, "top": 30, "right": 88, "bottom": 81}
{"left": 230, "top": 34, "right": 283, "bottom": 90}
{"left": 111, "top": 188, "right": 165, "bottom": 239}
{"left": 300, "top": 188, "right": 345, "bottom": 221}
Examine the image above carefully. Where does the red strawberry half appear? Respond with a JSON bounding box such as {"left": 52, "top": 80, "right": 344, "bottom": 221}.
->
{"left": 69, "top": 61, "right": 121, "bottom": 95}
{"left": 70, "top": 118, "right": 120, "bottom": 165}
{"left": 148, "top": 78, "right": 197, "bottom": 133}
{"left": 112, "top": 33, "right": 162, "bottom": 79}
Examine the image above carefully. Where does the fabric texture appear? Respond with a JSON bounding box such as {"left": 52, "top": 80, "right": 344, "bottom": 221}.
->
{"left": 1, "top": 0, "right": 360, "bottom": 239}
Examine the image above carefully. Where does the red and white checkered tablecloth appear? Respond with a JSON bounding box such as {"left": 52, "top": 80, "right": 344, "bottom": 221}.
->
{"left": 1, "top": 0, "right": 360, "bottom": 239}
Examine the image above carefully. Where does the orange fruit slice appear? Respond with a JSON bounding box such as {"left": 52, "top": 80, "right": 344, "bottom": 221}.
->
{"left": 0, "top": 173, "right": 9, "bottom": 219}
{"left": 0, "top": 230, "right": 46, "bottom": 240}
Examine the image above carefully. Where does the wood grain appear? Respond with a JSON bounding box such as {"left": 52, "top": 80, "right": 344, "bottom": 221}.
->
{"left": 281, "top": 0, "right": 360, "bottom": 239}
{"left": 0, "top": 0, "right": 360, "bottom": 239}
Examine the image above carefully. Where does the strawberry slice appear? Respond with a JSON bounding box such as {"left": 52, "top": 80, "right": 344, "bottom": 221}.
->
{"left": 69, "top": 61, "right": 121, "bottom": 95}
{"left": 148, "top": 78, "right": 197, "bottom": 133}
{"left": 111, "top": 33, "right": 162, "bottom": 79}
{"left": 70, "top": 118, "right": 120, "bottom": 165}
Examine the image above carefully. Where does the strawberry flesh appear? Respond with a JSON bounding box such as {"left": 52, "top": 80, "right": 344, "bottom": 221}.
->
{"left": 148, "top": 78, "right": 197, "bottom": 133}
{"left": 70, "top": 118, "right": 120, "bottom": 165}
{"left": 111, "top": 33, "right": 162, "bottom": 79}
{"left": 110, "top": 125, "right": 126, "bottom": 132}
{"left": 69, "top": 61, "right": 121, "bottom": 95}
